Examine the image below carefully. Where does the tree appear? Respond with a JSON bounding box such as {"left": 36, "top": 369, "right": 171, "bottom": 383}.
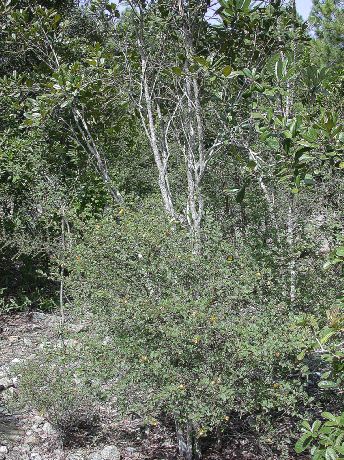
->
{"left": 310, "top": 0, "right": 344, "bottom": 66}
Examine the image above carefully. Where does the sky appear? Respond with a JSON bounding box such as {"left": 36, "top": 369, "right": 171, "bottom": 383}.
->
{"left": 116, "top": 1, "right": 314, "bottom": 21}
{"left": 295, "top": 0, "right": 313, "bottom": 19}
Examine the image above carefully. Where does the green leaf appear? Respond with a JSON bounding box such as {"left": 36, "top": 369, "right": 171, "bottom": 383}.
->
{"left": 86, "top": 59, "right": 97, "bottom": 66}
{"left": 251, "top": 112, "right": 264, "bottom": 119}
{"left": 283, "top": 138, "right": 292, "bottom": 154}
{"left": 320, "top": 327, "right": 336, "bottom": 345}
{"left": 265, "top": 137, "right": 279, "bottom": 150}
{"left": 53, "top": 13, "right": 61, "bottom": 26}
{"left": 247, "top": 160, "right": 256, "bottom": 171}
{"left": 194, "top": 56, "right": 210, "bottom": 69}
{"left": 312, "top": 420, "right": 322, "bottom": 433}
{"left": 318, "top": 381, "right": 338, "bottom": 389}
{"left": 239, "top": 0, "right": 251, "bottom": 12}
{"left": 322, "top": 412, "right": 337, "bottom": 422}
{"left": 324, "top": 113, "right": 335, "bottom": 133}
{"left": 226, "top": 70, "right": 244, "bottom": 79}
{"left": 304, "top": 174, "right": 315, "bottom": 186}
{"left": 222, "top": 65, "right": 232, "bottom": 77}
{"left": 336, "top": 247, "right": 344, "bottom": 257}
{"left": 243, "top": 68, "right": 253, "bottom": 78}
{"left": 264, "top": 88, "right": 275, "bottom": 97}
{"left": 325, "top": 447, "right": 338, "bottom": 460}
{"left": 171, "top": 67, "right": 183, "bottom": 76}
{"left": 290, "top": 118, "right": 299, "bottom": 138}
{"left": 297, "top": 350, "right": 306, "bottom": 361}
{"left": 301, "top": 420, "right": 312, "bottom": 431}
{"left": 295, "top": 434, "right": 313, "bottom": 453}
{"left": 323, "top": 261, "right": 333, "bottom": 270}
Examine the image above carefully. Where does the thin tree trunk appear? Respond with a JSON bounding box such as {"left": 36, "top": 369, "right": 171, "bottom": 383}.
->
{"left": 140, "top": 54, "right": 177, "bottom": 219}
{"left": 287, "top": 197, "right": 296, "bottom": 303}
{"left": 60, "top": 208, "right": 65, "bottom": 327}
{"left": 175, "top": 419, "right": 201, "bottom": 460}
{"left": 181, "top": 4, "right": 205, "bottom": 251}
{"left": 287, "top": 0, "right": 297, "bottom": 303}
{"left": 72, "top": 108, "right": 123, "bottom": 205}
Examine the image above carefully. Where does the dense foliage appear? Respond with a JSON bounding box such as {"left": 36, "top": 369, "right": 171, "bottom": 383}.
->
{"left": 0, "top": 0, "right": 343, "bottom": 459}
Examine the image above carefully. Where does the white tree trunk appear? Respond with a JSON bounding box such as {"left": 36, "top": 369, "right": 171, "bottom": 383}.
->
{"left": 287, "top": 198, "right": 296, "bottom": 303}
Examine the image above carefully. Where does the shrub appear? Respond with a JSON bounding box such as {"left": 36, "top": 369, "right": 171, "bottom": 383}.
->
{"left": 18, "top": 350, "right": 100, "bottom": 447}
{"left": 66, "top": 202, "right": 312, "bottom": 459}
{"left": 295, "top": 243, "right": 344, "bottom": 459}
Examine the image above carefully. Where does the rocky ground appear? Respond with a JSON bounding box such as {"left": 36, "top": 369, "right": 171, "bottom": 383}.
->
{"left": 0, "top": 312, "right": 176, "bottom": 460}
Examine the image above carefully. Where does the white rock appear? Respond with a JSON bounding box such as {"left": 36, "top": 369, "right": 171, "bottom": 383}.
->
{"left": 32, "top": 415, "right": 45, "bottom": 426}
{"left": 31, "top": 312, "right": 47, "bottom": 322}
{"left": 25, "top": 435, "right": 40, "bottom": 445}
{"left": 42, "top": 422, "right": 55, "bottom": 435}
{"left": 0, "top": 377, "right": 12, "bottom": 390}
{"left": 69, "top": 324, "right": 88, "bottom": 334}
{"left": 5, "top": 387, "right": 15, "bottom": 397}
{"left": 67, "top": 454, "right": 84, "bottom": 460}
{"left": 102, "top": 337, "right": 111, "bottom": 346}
{"left": 88, "top": 445, "right": 120, "bottom": 460}
{"left": 8, "top": 336, "right": 19, "bottom": 343}
{"left": 0, "top": 446, "right": 8, "bottom": 460}
{"left": 30, "top": 453, "right": 42, "bottom": 460}
{"left": 88, "top": 454, "right": 101, "bottom": 460}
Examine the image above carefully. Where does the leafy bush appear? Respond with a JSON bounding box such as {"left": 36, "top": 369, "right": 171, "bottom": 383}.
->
{"left": 66, "top": 203, "right": 312, "bottom": 459}
{"left": 296, "top": 244, "right": 344, "bottom": 459}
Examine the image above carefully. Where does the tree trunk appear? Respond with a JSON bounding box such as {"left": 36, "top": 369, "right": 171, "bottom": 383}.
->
{"left": 72, "top": 108, "right": 123, "bottom": 205}
{"left": 176, "top": 419, "right": 201, "bottom": 460}
{"left": 287, "top": 197, "right": 296, "bottom": 304}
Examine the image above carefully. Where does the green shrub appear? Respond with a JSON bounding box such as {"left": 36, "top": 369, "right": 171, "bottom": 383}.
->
{"left": 66, "top": 203, "right": 312, "bottom": 459}
{"left": 295, "top": 244, "right": 344, "bottom": 459}
{"left": 18, "top": 350, "right": 100, "bottom": 447}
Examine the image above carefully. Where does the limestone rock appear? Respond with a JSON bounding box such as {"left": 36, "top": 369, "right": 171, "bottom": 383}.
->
{"left": 67, "top": 453, "right": 85, "bottom": 460}
{"left": 25, "top": 434, "right": 40, "bottom": 445}
{"left": 0, "top": 378, "right": 12, "bottom": 391}
{"left": 42, "top": 422, "right": 56, "bottom": 435}
{"left": 0, "top": 446, "right": 8, "bottom": 460}
{"left": 88, "top": 445, "right": 120, "bottom": 460}
{"left": 30, "top": 453, "right": 42, "bottom": 460}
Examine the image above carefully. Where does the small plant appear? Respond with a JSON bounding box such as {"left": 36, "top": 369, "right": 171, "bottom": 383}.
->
{"left": 18, "top": 350, "right": 100, "bottom": 447}
{"left": 296, "top": 413, "right": 344, "bottom": 459}
{"left": 0, "top": 288, "right": 32, "bottom": 313}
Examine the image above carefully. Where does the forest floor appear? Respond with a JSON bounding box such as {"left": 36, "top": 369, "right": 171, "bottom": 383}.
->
{"left": 0, "top": 312, "right": 302, "bottom": 460}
